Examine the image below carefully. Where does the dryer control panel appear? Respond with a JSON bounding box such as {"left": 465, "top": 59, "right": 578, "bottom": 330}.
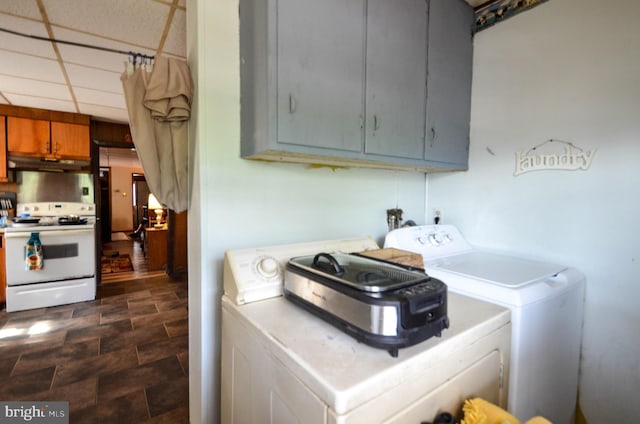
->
{"left": 384, "top": 225, "right": 473, "bottom": 259}
{"left": 223, "top": 236, "right": 379, "bottom": 305}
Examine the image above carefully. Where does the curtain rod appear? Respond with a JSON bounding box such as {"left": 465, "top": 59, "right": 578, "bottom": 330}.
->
{"left": 0, "top": 27, "right": 154, "bottom": 60}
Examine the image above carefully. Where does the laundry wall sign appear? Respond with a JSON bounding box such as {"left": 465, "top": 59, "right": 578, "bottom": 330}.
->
{"left": 514, "top": 139, "right": 596, "bottom": 176}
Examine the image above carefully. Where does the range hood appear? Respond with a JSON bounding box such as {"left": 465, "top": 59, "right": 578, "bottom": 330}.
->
{"left": 8, "top": 155, "right": 91, "bottom": 172}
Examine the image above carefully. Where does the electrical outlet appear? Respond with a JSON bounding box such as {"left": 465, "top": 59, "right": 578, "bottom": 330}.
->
{"left": 434, "top": 209, "right": 442, "bottom": 224}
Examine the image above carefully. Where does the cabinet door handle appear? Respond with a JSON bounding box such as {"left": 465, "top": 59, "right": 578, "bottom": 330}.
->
{"left": 429, "top": 127, "right": 436, "bottom": 147}
{"left": 373, "top": 115, "right": 380, "bottom": 131}
{"left": 289, "top": 94, "right": 296, "bottom": 113}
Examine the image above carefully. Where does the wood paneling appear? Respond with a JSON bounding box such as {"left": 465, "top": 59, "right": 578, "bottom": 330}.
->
{"left": 0, "top": 116, "right": 7, "bottom": 182}
{"left": 0, "top": 105, "right": 90, "bottom": 125}
{"left": 91, "top": 121, "right": 134, "bottom": 147}
{"left": 168, "top": 210, "right": 188, "bottom": 276}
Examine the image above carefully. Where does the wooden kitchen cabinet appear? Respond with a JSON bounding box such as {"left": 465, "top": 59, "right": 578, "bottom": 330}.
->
{"left": 145, "top": 227, "right": 168, "bottom": 271}
{"left": 0, "top": 233, "right": 6, "bottom": 304}
{"left": 7, "top": 116, "right": 91, "bottom": 161}
{"left": 51, "top": 121, "right": 91, "bottom": 160}
{"left": 0, "top": 116, "right": 7, "bottom": 182}
{"left": 240, "top": 0, "right": 473, "bottom": 172}
{"left": 7, "top": 116, "right": 50, "bottom": 156}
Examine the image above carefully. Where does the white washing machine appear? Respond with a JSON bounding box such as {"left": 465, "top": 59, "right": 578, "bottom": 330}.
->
{"left": 221, "top": 237, "right": 512, "bottom": 423}
{"left": 384, "top": 224, "right": 585, "bottom": 424}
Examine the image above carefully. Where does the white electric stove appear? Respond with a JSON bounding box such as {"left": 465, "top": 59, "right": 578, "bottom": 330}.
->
{"left": 385, "top": 224, "right": 585, "bottom": 424}
{"left": 221, "top": 237, "right": 511, "bottom": 423}
{"left": 4, "top": 202, "right": 97, "bottom": 312}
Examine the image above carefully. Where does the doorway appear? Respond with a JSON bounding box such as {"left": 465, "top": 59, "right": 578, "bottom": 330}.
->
{"left": 98, "top": 147, "right": 164, "bottom": 282}
{"left": 99, "top": 167, "right": 112, "bottom": 242}
{"left": 132, "top": 173, "right": 150, "bottom": 233}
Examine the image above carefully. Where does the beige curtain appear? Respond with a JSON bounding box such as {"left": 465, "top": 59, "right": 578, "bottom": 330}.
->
{"left": 121, "top": 56, "right": 192, "bottom": 213}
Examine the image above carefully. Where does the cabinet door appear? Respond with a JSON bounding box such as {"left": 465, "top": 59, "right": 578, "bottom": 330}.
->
{"left": 425, "top": 0, "right": 473, "bottom": 167}
{"left": 7, "top": 116, "right": 50, "bottom": 156}
{"left": 365, "top": 0, "right": 427, "bottom": 159}
{"left": 0, "top": 116, "right": 7, "bottom": 182}
{"left": 276, "top": 0, "right": 365, "bottom": 152}
{"left": 146, "top": 228, "right": 168, "bottom": 271}
{"left": 0, "top": 234, "right": 5, "bottom": 303}
{"left": 51, "top": 121, "right": 91, "bottom": 160}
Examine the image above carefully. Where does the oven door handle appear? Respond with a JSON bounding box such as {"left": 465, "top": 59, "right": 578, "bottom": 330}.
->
{"left": 5, "top": 229, "right": 94, "bottom": 238}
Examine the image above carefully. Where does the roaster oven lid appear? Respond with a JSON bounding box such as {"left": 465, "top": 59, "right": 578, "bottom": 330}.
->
{"left": 288, "top": 253, "right": 428, "bottom": 293}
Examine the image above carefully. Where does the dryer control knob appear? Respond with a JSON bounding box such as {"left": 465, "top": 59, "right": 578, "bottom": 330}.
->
{"left": 257, "top": 257, "right": 279, "bottom": 278}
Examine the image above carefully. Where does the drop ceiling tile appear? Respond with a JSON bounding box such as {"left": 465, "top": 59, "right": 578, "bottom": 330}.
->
{"left": 78, "top": 103, "right": 129, "bottom": 123}
{"left": 0, "top": 74, "right": 71, "bottom": 100}
{"left": 54, "top": 27, "right": 156, "bottom": 73}
{"left": 43, "top": 0, "right": 170, "bottom": 49}
{"left": 4, "top": 93, "right": 76, "bottom": 113}
{"left": 0, "top": 15, "right": 57, "bottom": 59}
{"left": 0, "top": 2, "right": 42, "bottom": 20}
{"left": 65, "top": 63, "right": 123, "bottom": 93}
{"left": 161, "top": 8, "right": 186, "bottom": 57}
{"left": 0, "top": 50, "right": 66, "bottom": 83}
{"left": 73, "top": 86, "right": 124, "bottom": 109}
{"left": 1, "top": 0, "right": 188, "bottom": 123}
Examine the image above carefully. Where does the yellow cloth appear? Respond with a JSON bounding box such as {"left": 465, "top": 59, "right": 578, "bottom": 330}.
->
{"left": 525, "top": 418, "right": 552, "bottom": 424}
{"left": 460, "top": 398, "right": 521, "bottom": 424}
{"left": 460, "top": 398, "right": 553, "bottom": 424}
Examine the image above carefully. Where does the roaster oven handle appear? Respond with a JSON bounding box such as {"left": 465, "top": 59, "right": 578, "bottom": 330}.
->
{"left": 409, "top": 296, "right": 442, "bottom": 315}
{"left": 312, "top": 253, "right": 345, "bottom": 277}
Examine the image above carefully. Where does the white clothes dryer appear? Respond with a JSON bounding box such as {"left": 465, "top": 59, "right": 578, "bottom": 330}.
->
{"left": 385, "top": 224, "right": 585, "bottom": 424}
{"left": 221, "top": 236, "right": 512, "bottom": 423}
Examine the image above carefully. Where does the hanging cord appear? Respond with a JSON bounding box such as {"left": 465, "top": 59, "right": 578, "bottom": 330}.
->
{"left": 0, "top": 27, "right": 154, "bottom": 61}
{"left": 526, "top": 139, "right": 583, "bottom": 155}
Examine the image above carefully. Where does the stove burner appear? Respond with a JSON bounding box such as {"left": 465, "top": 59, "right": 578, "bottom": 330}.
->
{"left": 58, "top": 216, "right": 88, "bottom": 225}
{"left": 12, "top": 217, "right": 41, "bottom": 224}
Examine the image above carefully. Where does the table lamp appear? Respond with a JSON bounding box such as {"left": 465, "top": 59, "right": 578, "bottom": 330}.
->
{"left": 148, "top": 193, "right": 164, "bottom": 228}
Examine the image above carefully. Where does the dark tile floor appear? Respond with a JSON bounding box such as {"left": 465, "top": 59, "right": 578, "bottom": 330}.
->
{"left": 0, "top": 275, "right": 189, "bottom": 423}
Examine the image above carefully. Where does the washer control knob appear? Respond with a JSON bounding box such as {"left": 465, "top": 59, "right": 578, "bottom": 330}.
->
{"left": 428, "top": 233, "right": 441, "bottom": 246}
{"left": 416, "top": 236, "right": 427, "bottom": 245}
{"left": 257, "top": 257, "right": 279, "bottom": 278}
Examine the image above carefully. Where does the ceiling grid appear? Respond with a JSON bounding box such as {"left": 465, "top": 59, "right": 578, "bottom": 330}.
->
{"left": 0, "top": 0, "right": 187, "bottom": 123}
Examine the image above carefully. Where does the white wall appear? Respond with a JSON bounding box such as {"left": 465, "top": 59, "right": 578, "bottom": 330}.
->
{"left": 187, "top": 1, "right": 427, "bottom": 422}
{"left": 428, "top": 0, "right": 640, "bottom": 422}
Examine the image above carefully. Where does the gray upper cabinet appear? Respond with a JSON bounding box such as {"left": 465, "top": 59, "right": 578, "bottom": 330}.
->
{"left": 277, "top": 0, "right": 365, "bottom": 153}
{"left": 426, "top": 0, "right": 473, "bottom": 168}
{"left": 365, "top": 0, "right": 427, "bottom": 160}
{"left": 240, "top": 0, "right": 473, "bottom": 172}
